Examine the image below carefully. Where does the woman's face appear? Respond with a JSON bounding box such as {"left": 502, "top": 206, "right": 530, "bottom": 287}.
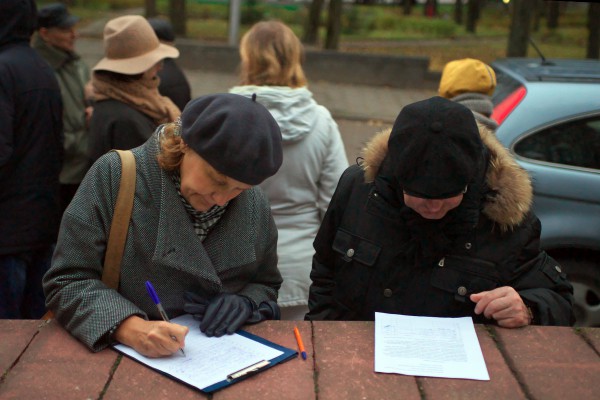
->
{"left": 403, "top": 193, "right": 464, "bottom": 220}
{"left": 179, "top": 147, "right": 251, "bottom": 212}
{"left": 143, "top": 60, "right": 164, "bottom": 80}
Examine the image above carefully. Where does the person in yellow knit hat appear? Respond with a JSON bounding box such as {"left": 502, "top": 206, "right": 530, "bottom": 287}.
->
{"left": 438, "top": 58, "right": 498, "bottom": 130}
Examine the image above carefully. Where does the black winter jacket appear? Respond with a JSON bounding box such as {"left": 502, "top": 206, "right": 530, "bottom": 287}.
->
{"left": 88, "top": 99, "right": 156, "bottom": 164}
{"left": 158, "top": 59, "right": 191, "bottom": 111}
{"left": 306, "top": 127, "right": 574, "bottom": 326}
{"left": 0, "top": 0, "right": 63, "bottom": 254}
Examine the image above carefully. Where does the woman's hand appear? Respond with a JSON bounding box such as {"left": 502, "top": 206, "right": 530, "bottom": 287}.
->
{"left": 114, "top": 315, "right": 189, "bottom": 358}
{"left": 470, "top": 286, "right": 531, "bottom": 328}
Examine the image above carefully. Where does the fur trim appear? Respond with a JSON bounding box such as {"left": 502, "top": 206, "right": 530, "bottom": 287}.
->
{"left": 360, "top": 124, "right": 532, "bottom": 231}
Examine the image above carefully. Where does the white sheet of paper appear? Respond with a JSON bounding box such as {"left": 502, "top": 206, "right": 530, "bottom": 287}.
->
{"left": 114, "top": 314, "right": 283, "bottom": 390}
{"left": 374, "top": 312, "right": 490, "bottom": 380}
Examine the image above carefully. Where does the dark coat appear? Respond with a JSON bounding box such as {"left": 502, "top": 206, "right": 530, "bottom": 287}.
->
{"left": 0, "top": 0, "right": 63, "bottom": 254}
{"left": 88, "top": 99, "right": 156, "bottom": 164}
{"left": 158, "top": 59, "right": 191, "bottom": 111}
{"left": 306, "top": 127, "right": 574, "bottom": 326}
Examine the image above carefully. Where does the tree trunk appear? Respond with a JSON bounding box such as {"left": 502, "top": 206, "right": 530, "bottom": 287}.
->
{"left": 587, "top": 2, "right": 600, "bottom": 59}
{"left": 145, "top": 0, "right": 157, "bottom": 18}
{"left": 303, "top": 0, "right": 324, "bottom": 45}
{"left": 465, "top": 0, "right": 480, "bottom": 34}
{"left": 532, "top": 0, "right": 543, "bottom": 33}
{"left": 403, "top": 0, "right": 413, "bottom": 16}
{"left": 169, "top": 0, "right": 186, "bottom": 37}
{"left": 454, "top": 0, "right": 463, "bottom": 25}
{"left": 547, "top": 1, "right": 559, "bottom": 29}
{"left": 507, "top": 0, "right": 533, "bottom": 57}
{"left": 324, "top": 0, "right": 342, "bottom": 50}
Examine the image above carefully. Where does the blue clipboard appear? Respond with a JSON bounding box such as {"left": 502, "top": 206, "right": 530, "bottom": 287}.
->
{"left": 114, "top": 315, "right": 298, "bottom": 394}
{"left": 202, "top": 329, "right": 297, "bottom": 393}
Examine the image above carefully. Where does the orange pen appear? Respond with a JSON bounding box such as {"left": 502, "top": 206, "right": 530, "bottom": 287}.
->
{"left": 293, "top": 326, "right": 307, "bottom": 360}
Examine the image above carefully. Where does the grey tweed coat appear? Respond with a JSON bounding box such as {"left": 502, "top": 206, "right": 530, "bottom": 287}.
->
{"left": 43, "top": 132, "right": 282, "bottom": 351}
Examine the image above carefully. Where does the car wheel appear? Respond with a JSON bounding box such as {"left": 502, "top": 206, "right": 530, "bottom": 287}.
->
{"left": 557, "top": 258, "right": 600, "bottom": 327}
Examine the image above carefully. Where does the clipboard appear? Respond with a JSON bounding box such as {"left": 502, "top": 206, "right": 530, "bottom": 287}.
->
{"left": 113, "top": 314, "right": 297, "bottom": 393}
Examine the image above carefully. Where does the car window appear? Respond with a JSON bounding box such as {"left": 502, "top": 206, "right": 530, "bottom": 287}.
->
{"left": 514, "top": 116, "right": 600, "bottom": 170}
{"left": 492, "top": 69, "right": 522, "bottom": 106}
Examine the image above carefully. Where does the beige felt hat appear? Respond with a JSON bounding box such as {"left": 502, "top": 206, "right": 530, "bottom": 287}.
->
{"left": 93, "top": 15, "right": 179, "bottom": 75}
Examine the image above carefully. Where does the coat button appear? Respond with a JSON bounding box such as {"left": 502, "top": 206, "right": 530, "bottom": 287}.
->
{"left": 555, "top": 265, "right": 562, "bottom": 273}
{"left": 346, "top": 248, "right": 355, "bottom": 258}
{"left": 383, "top": 288, "right": 393, "bottom": 297}
{"left": 465, "top": 242, "right": 472, "bottom": 250}
{"left": 457, "top": 286, "right": 467, "bottom": 296}
{"left": 438, "top": 258, "right": 445, "bottom": 267}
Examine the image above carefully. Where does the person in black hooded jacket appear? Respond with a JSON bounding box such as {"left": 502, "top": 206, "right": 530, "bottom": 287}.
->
{"left": 306, "top": 96, "right": 574, "bottom": 327}
{"left": 0, "top": 0, "right": 63, "bottom": 318}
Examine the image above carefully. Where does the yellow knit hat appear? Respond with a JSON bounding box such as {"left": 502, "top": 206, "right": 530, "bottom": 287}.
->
{"left": 438, "top": 58, "right": 497, "bottom": 98}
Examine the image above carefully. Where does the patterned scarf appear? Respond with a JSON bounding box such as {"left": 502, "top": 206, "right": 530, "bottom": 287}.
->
{"left": 169, "top": 171, "right": 227, "bottom": 242}
{"left": 92, "top": 72, "right": 181, "bottom": 125}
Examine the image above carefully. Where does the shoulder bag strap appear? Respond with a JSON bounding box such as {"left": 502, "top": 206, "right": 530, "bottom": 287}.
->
{"left": 102, "top": 150, "right": 136, "bottom": 290}
{"left": 42, "top": 150, "right": 136, "bottom": 320}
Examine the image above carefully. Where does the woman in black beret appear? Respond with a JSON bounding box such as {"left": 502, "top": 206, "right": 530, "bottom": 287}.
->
{"left": 43, "top": 93, "right": 284, "bottom": 357}
{"left": 306, "top": 96, "right": 574, "bottom": 327}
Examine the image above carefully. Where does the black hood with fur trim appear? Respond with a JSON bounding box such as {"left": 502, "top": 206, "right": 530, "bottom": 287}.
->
{"left": 360, "top": 123, "right": 533, "bottom": 232}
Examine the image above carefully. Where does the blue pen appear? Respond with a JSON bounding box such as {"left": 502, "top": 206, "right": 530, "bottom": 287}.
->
{"left": 145, "top": 280, "right": 185, "bottom": 356}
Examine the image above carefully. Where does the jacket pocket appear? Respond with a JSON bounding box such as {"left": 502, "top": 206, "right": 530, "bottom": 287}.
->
{"left": 331, "top": 229, "right": 382, "bottom": 310}
{"left": 332, "top": 229, "right": 381, "bottom": 266}
{"left": 431, "top": 255, "right": 500, "bottom": 301}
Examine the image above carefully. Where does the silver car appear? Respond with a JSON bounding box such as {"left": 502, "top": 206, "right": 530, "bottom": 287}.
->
{"left": 491, "top": 58, "right": 600, "bottom": 326}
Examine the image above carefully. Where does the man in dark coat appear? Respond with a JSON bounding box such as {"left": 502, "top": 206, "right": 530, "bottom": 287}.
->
{"left": 33, "top": 3, "right": 91, "bottom": 215}
{"left": 306, "top": 97, "right": 574, "bottom": 327}
{"left": 0, "top": 0, "right": 64, "bottom": 318}
{"left": 148, "top": 17, "right": 192, "bottom": 110}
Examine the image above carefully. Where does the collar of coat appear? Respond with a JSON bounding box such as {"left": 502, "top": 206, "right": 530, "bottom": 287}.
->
{"left": 32, "top": 33, "right": 78, "bottom": 69}
{"left": 360, "top": 123, "right": 533, "bottom": 231}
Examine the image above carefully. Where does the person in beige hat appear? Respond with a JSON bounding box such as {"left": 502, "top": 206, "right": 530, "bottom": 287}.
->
{"left": 438, "top": 58, "right": 498, "bottom": 130}
{"left": 88, "top": 15, "right": 181, "bottom": 164}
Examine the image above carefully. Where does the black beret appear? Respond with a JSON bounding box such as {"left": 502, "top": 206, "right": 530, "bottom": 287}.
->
{"left": 181, "top": 93, "right": 283, "bottom": 185}
{"left": 388, "top": 96, "right": 484, "bottom": 199}
{"left": 147, "top": 17, "right": 175, "bottom": 42}
{"left": 38, "top": 3, "right": 78, "bottom": 29}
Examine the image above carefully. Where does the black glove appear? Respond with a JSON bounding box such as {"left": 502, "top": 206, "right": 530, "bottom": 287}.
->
{"left": 183, "top": 292, "right": 281, "bottom": 337}
{"left": 193, "top": 293, "right": 253, "bottom": 337}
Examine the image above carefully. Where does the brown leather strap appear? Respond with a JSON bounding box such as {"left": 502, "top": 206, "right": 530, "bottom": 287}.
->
{"left": 102, "top": 150, "right": 136, "bottom": 290}
{"left": 42, "top": 150, "right": 136, "bottom": 320}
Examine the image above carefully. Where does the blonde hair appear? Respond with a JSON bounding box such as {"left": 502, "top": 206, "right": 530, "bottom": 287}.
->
{"left": 239, "top": 20, "right": 307, "bottom": 88}
{"left": 157, "top": 122, "right": 186, "bottom": 171}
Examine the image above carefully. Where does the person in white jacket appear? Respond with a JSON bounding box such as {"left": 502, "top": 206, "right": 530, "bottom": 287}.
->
{"left": 230, "top": 20, "right": 348, "bottom": 320}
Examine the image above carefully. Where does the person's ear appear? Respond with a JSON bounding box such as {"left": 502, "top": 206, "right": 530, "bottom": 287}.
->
{"left": 38, "top": 27, "right": 50, "bottom": 42}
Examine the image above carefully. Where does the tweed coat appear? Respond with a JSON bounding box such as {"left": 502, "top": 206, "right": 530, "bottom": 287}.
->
{"left": 43, "top": 131, "right": 282, "bottom": 351}
{"left": 306, "top": 125, "right": 574, "bottom": 326}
